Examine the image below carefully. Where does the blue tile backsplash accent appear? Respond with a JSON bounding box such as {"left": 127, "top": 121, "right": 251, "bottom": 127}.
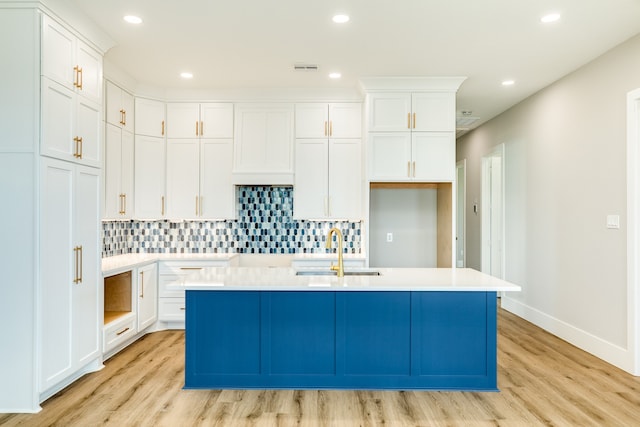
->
{"left": 102, "top": 186, "right": 362, "bottom": 257}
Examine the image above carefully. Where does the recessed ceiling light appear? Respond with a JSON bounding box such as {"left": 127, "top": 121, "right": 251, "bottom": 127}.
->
{"left": 329, "top": 72, "right": 341, "bottom": 79}
{"left": 332, "top": 14, "right": 350, "bottom": 24}
{"left": 502, "top": 80, "right": 515, "bottom": 86}
{"left": 180, "top": 72, "right": 193, "bottom": 79}
{"left": 123, "top": 15, "right": 142, "bottom": 24}
{"left": 540, "top": 13, "right": 561, "bottom": 23}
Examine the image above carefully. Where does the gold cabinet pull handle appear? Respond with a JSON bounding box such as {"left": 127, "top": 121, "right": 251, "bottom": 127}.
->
{"left": 77, "top": 137, "right": 83, "bottom": 159}
{"left": 195, "top": 121, "right": 199, "bottom": 136}
{"left": 77, "top": 67, "right": 83, "bottom": 90}
{"left": 123, "top": 109, "right": 126, "bottom": 126}
{"left": 119, "top": 110, "right": 125, "bottom": 125}
{"left": 73, "top": 246, "right": 79, "bottom": 283}
{"left": 200, "top": 121, "right": 204, "bottom": 136}
{"left": 78, "top": 246, "right": 83, "bottom": 283}
{"left": 180, "top": 267, "right": 203, "bottom": 270}
{"left": 161, "top": 120, "right": 165, "bottom": 136}
{"left": 195, "top": 195, "right": 199, "bottom": 216}
{"left": 324, "top": 121, "right": 328, "bottom": 136}
{"left": 413, "top": 113, "right": 416, "bottom": 129}
{"left": 140, "top": 271, "right": 144, "bottom": 298}
{"left": 407, "top": 161, "right": 411, "bottom": 178}
{"left": 123, "top": 194, "right": 126, "bottom": 215}
{"left": 73, "top": 66, "right": 79, "bottom": 88}
{"left": 413, "top": 161, "right": 416, "bottom": 177}
{"left": 73, "top": 137, "right": 79, "bottom": 158}
{"left": 407, "top": 113, "right": 411, "bottom": 129}
{"left": 329, "top": 121, "right": 333, "bottom": 136}
{"left": 161, "top": 196, "right": 165, "bottom": 216}
{"left": 116, "top": 327, "right": 130, "bottom": 336}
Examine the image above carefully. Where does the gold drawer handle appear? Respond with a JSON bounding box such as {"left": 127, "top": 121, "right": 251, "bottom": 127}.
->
{"left": 116, "top": 327, "right": 130, "bottom": 336}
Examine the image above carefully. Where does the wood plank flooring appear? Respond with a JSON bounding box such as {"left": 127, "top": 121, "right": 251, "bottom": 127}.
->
{"left": 2, "top": 307, "right": 640, "bottom": 426}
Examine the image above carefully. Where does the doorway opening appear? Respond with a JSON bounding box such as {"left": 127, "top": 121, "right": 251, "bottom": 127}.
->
{"left": 481, "top": 144, "right": 505, "bottom": 279}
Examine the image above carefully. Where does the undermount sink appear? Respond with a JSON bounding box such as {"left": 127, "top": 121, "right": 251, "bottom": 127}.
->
{"left": 295, "top": 270, "right": 381, "bottom": 276}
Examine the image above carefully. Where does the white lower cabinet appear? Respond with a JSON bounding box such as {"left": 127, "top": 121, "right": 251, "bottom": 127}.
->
{"left": 137, "top": 263, "right": 158, "bottom": 331}
{"left": 158, "top": 259, "right": 238, "bottom": 324}
{"left": 40, "top": 158, "right": 101, "bottom": 393}
{"left": 103, "top": 313, "right": 137, "bottom": 354}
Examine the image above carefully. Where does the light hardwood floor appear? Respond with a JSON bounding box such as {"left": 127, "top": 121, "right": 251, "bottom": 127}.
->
{"left": 2, "top": 308, "right": 640, "bottom": 426}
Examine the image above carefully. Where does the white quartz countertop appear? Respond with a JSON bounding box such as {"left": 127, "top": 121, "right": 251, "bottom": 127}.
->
{"left": 101, "top": 253, "right": 240, "bottom": 275}
{"left": 177, "top": 267, "right": 521, "bottom": 292}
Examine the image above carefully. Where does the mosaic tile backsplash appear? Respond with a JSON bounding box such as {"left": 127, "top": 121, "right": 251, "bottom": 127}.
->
{"left": 102, "top": 186, "right": 362, "bottom": 257}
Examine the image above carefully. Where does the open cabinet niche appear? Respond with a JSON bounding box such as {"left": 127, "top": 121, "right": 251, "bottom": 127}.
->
{"left": 369, "top": 182, "right": 452, "bottom": 268}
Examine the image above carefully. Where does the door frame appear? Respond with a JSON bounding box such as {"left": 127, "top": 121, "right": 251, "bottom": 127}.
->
{"left": 626, "top": 87, "right": 640, "bottom": 375}
{"left": 481, "top": 144, "right": 505, "bottom": 279}
{"left": 456, "top": 159, "right": 467, "bottom": 268}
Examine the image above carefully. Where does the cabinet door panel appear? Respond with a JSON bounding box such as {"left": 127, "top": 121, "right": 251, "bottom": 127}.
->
{"left": 167, "top": 103, "right": 200, "bottom": 138}
{"left": 121, "top": 90, "right": 135, "bottom": 133}
{"left": 134, "top": 135, "right": 166, "bottom": 218}
{"left": 135, "top": 98, "right": 166, "bottom": 138}
{"left": 76, "top": 98, "right": 101, "bottom": 167}
{"left": 201, "top": 103, "right": 234, "bottom": 138}
{"left": 295, "top": 103, "right": 327, "bottom": 138}
{"left": 201, "top": 139, "right": 235, "bottom": 219}
{"left": 412, "top": 132, "right": 455, "bottom": 181}
{"left": 120, "top": 130, "right": 134, "bottom": 217}
{"left": 40, "top": 159, "right": 74, "bottom": 389}
{"left": 137, "top": 264, "right": 158, "bottom": 331}
{"left": 105, "top": 81, "right": 123, "bottom": 128}
{"left": 368, "top": 133, "right": 411, "bottom": 181}
{"left": 368, "top": 93, "right": 411, "bottom": 132}
{"left": 329, "top": 103, "right": 362, "bottom": 138}
{"left": 42, "top": 16, "right": 75, "bottom": 90}
{"left": 41, "top": 78, "right": 75, "bottom": 161}
{"left": 329, "top": 139, "right": 361, "bottom": 219}
{"left": 103, "top": 124, "right": 122, "bottom": 219}
{"left": 76, "top": 40, "right": 102, "bottom": 104}
{"left": 73, "top": 166, "right": 100, "bottom": 366}
{"left": 412, "top": 93, "right": 455, "bottom": 132}
{"left": 166, "top": 139, "right": 200, "bottom": 218}
{"left": 294, "top": 139, "right": 329, "bottom": 219}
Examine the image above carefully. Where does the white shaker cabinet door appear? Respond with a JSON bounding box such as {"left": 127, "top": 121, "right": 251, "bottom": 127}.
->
{"left": 200, "top": 139, "right": 235, "bottom": 219}
{"left": 75, "top": 39, "right": 103, "bottom": 105}
{"left": 41, "top": 16, "right": 75, "bottom": 91}
{"left": 368, "top": 133, "right": 412, "bottom": 180}
{"left": 135, "top": 98, "right": 166, "bottom": 138}
{"left": 166, "top": 139, "right": 200, "bottom": 218}
{"left": 200, "top": 103, "right": 234, "bottom": 138}
{"left": 41, "top": 77, "right": 75, "bottom": 161}
{"left": 295, "top": 103, "right": 328, "bottom": 138}
{"left": 134, "top": 135, "right": 166, "bottom": 218}
{"left": 411, "top": 93, "right": 455, "bottom": 132}
{"left": 328, "top": 103, "right": 362, "bottom": 138}
{"left": 412, "top": 132, "right": 456, "bottom": 181}
{"left": 72, "top": 165, "right": 101, "bottom": 367}
{"left": 167, "top": 103, "right": 200, "bottom": 138}
{"left": 137, "top": 263, "right": 158, "bottom": 332}
{"left": 293, "top": 138, "right": 329, "bottom": 219}
{"left": 328, "top": 138, "right": 362, "bottom": 219}
{"left": 76, "top": 97, "right": 102, "bottom": 168}
{"left": 368, "top": 93, "right": 412, "bottom": 132}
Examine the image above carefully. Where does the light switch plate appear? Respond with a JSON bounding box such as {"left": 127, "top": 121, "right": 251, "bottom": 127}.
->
{"left": 607, "top": 215, "right": 620, "bottom": 229}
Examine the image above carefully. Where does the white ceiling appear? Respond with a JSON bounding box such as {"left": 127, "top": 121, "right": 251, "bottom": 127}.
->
{"left": 69, "top": 0, "right": 640, "bottom": 133}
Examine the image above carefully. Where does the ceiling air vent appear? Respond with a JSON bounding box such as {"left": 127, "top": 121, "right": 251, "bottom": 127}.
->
{"left": 293, "top": 63, "right": 319, "bottom": 72}
{"left": 456, "top": 116, "right": 480, "bottom": 127}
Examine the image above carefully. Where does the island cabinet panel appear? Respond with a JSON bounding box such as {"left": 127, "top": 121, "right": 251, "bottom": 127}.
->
{"left": 185, "top": 290, "right": 498, "bottom": 391}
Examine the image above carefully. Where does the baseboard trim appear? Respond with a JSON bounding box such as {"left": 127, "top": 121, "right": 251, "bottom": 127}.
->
{"left": 501, "top": 296, "right": 635, "bottom": 375}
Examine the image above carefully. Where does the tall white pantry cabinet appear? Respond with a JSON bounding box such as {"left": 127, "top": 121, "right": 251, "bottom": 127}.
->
{"left": 0, "top": 5, "right": 108, "bottom": 413}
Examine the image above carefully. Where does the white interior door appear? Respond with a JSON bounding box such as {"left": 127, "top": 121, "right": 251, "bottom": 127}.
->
{"left": 481, "top": 145, "right": 505, "bottom": 279}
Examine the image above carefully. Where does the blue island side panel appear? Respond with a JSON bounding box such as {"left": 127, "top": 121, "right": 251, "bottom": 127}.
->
{"left": 185, "top": 290, "right": 497, "bottom": 390}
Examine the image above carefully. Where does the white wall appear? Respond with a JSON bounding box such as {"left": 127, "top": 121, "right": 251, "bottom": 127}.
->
{"left": 457, "top": 33, "right": 640, "bottom": 372}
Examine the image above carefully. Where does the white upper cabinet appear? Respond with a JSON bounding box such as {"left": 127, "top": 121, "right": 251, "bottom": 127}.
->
{"left": 105, "top": 81, "right": 134, "bottom": 133}
{"left": 295, "top": 103, "right": 361, "bottom": 139}
{"left": 166, "top": 103, "right": 233, "bottom": 139}
{"left": 368, "top": 92, "right": 454, "bottom": 132}
{"left": 104, "top": 123, "right": 134, "bottom": 219}
{"left": 233, "top": 103, "right": 294, "bottom": 184}
{"left": 42, "top": 15, "right": 102, "bottom": 105}
{"left": 294, "top": 102, "right": 362, "bottom": 220}
{"left": 367, "top": 91, "right": 456, "bottom": 181}
{"left": 135, "top": 98, "right": 165, "bottom": 138}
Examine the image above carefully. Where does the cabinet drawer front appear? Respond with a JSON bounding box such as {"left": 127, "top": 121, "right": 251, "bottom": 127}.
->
{"left": 159, "top": 274, "right": 186, "bottom": 298}
{"left": 103, "top": 315, "right": 137, "bottom": 353}
{"left": 158, "top": 261, "right": 228, "bottom": 274}
{"left": 159, "top": 298, "right": 186, "bottom": 322}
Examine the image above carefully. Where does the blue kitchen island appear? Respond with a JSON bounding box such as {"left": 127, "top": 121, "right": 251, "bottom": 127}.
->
{"left": 180, "top": 267, "right": 520, "bottom": 391}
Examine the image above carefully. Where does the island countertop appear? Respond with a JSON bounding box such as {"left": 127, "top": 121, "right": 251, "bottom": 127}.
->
{"left": 177, "top": 266, "right": 521, "bottom": 292}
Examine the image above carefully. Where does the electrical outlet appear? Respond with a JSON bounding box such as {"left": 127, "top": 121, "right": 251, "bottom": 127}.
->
{"left": 386, "top": 232, "right": 393, "bottom": 242}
